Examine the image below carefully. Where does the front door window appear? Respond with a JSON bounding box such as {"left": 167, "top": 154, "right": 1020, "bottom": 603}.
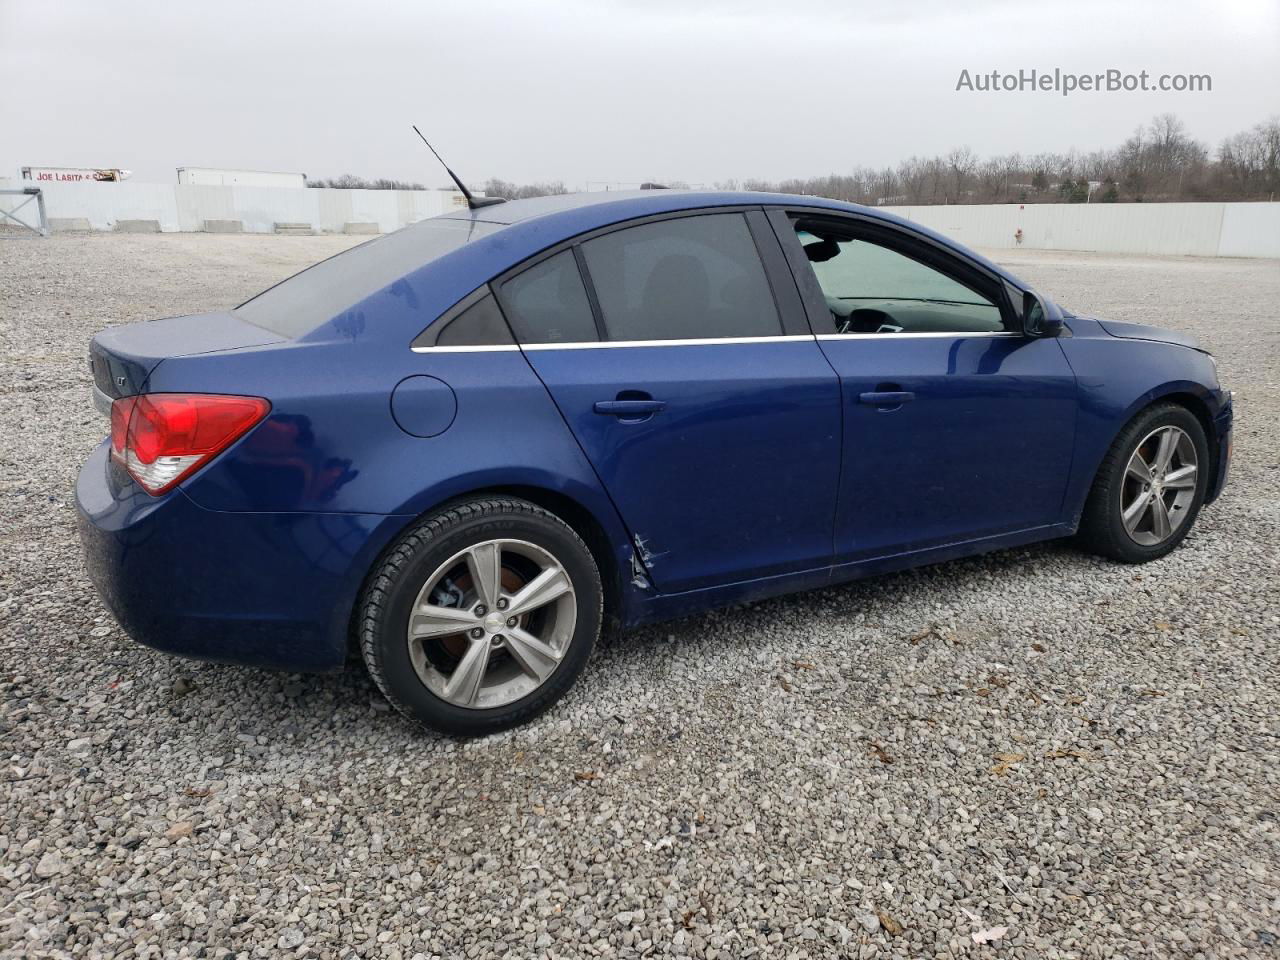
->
{"left": 795, "top": 225, "right": 1006, "bottom": 335}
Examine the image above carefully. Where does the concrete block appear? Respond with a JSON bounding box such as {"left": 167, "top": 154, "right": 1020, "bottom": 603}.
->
{"left": 203, "top": 219, "right": 243, "bottom": 234}
{"left": 50, "top": 217, "right": 93, "bottom": 232}
{"left": 343, "top": 221, "right": 380, "bottom": 235}
{"left": 274, "top": 222, "right": 314, "bottom": 235}
{"left": 115, "top": 219, "right": 161, "bottom": 233}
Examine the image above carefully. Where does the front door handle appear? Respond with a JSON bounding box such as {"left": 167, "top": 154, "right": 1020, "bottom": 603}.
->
{"left": 858, "top": 390, "right": 916, "bottom": 407}
{"left": 593, "top": 399, "right": 667, "bottom": 417}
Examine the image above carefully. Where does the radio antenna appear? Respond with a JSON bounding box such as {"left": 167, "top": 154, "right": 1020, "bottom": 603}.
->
{"left": 412, "top": 125, "right": 506, "bottom": 209}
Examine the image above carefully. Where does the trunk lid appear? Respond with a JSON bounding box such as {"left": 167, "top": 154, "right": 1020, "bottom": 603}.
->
{"left": 89, "top": 312, "right": 284, "bottom": 406}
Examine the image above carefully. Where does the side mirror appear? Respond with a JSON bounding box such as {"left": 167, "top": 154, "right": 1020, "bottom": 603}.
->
{"left": 1023, "top": 291, "right": 1063, "bottom": 338}
{"left": 803, "top": 237, "right": 841, "bottom": 263}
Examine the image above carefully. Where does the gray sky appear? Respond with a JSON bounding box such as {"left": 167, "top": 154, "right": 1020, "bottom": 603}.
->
{"left": 1, "top": 0, "right": 1276, "bottom": 188}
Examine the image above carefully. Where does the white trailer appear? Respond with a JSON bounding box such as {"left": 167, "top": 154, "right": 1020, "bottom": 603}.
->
{"left": 176, "top": 167, "right": 306, "bottom": 188}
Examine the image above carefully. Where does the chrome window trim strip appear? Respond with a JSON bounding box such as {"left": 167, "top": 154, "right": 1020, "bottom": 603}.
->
{"left": 523, "top": 335, "right": 815, "bottom": 351}
{"left": 411, "top": 343, "right": 523, "bottom": 354}
{"left": 412, "top": 335, "right": 815, "bottom": 353}
{"left": 817, "top": 331, "right": 1018, "bottom": 340}
{"left": 410, "top": 331, "right": 1023, "bottom": 353}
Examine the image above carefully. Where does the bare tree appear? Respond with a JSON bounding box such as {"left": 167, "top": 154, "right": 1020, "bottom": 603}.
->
{"left": 946, "top": 146, "right": 977, "bottom": 201}
{"left": 1215, "top": 117, "right": 1280, "bottom": 200}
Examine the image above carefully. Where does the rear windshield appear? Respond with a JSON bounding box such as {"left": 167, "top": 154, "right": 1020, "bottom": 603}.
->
{"left": 235, "top": 217, "right": 502, "bottom": 337}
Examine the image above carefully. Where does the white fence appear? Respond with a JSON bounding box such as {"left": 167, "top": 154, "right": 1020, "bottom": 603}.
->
{"left": 882, "top": 201, "right": 1280, "bottom": 259}
{"left": 0, "top": 181, "right": 466, "bottom": 235}
{"left": 1, "top": 183, "right": 1276, "bottom": 257}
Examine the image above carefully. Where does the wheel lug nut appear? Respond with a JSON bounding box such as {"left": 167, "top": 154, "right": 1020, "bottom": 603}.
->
{"left": 507, "top": 617, "right": 518, "bottom": 628}
{"left": 490, "top": 636, "right": 503, "bottom": 647}
{"left": 496, "top": 598, "right": 508, "bottom": 610}
{"left": 469, "top": 627, "right": 484, "bottom": 639}
{"left": 474, "top": 604, "right": 487, "bottom": 617}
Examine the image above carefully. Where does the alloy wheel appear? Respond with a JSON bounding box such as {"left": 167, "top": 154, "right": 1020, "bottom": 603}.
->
{"left": 1119, "top": 425, "right": 1199, "bottom": 546}
{"left": 406, "top": 539, "right": 577, "bottom": 709}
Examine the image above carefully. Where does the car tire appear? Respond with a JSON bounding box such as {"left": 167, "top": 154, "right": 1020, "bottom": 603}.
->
{"left": 358, "top": 496, "right": 602, "bottom": 736}
{"left": 1077, "top": 403, "right": 1210, "bottom": 563}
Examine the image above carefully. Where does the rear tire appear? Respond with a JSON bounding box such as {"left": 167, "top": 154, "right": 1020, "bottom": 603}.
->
{"left": 358, "top": 497, "right": 602, "bottom": 736}
{"left": 1077, "top": 403, "right": 1209, "bottom": 563}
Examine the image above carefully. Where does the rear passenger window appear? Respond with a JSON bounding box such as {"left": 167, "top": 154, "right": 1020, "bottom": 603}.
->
{"left": 428, "top": 291, "right": 514, "bottom": 347}
{"left": 500, "top": 251, "right": 598, "bottom": 345}
{"left": 581, "top": 214, "right": 782, "bottom": 342}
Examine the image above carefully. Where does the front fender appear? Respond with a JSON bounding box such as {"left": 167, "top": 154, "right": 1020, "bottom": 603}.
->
{"left": 1058, "top": 335, "right": 1225, "bottom": 526}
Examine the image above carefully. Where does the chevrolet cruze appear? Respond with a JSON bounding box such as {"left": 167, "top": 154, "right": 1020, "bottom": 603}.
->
{"left": 76, "top": 191, "right": 1232, "bottom": 735}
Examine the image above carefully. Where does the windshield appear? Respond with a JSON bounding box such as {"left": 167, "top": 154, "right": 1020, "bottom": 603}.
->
{"left": 236, "top": 217, "right": 503, "bottom": 337}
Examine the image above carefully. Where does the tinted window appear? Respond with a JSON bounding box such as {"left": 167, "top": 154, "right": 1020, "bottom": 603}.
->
{"left": 796, "top": 227, "right": 1004, "bottom": 334}
{"left": 428, "top": 291, "right": 514, "bottom": 347}
{"left": 236, "top": 217, "right": 502, "bottom": 337}
{"left": 500, "top": 251, "right": 598, "bottom": 345}
{"left": 581, "top": 214, "right": 782, "bottom": 341}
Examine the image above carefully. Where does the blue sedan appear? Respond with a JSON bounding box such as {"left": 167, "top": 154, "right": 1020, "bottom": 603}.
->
{"left": 76, "top": 191, "right": 1232, "bottom": 735}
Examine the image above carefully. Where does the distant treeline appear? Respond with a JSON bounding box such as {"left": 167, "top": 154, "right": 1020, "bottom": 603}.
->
{"left": 483, "top": 113, "right": 1280, "bottom": 205}
{"left": 306, "top": 174, "right": 425, "bottom": 190}
{"left": 480, "top": 179, "right": 570, "bottom": 199}
{"left": 304, "top": 173, "right": 567, "bottom": 196}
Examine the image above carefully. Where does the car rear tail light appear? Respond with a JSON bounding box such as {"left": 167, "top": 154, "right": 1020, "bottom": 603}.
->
{"left": 109, "top": 393, "right": 270, "bottom": 495}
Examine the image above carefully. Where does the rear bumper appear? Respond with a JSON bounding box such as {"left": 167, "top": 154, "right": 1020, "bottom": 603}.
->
{"left": 76, "top": 440, "right": 406, "bottom": 672}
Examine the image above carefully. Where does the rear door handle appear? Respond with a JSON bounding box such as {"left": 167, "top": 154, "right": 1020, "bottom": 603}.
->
{"left": 858, "top": 391, "right": 915, "bottom": 407}
{"left": 593, "top": 399, "right": 667, "bottom": 416}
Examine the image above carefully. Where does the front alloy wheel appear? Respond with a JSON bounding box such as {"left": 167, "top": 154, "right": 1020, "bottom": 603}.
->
{"left": 1119, "top": 425, "right": 1199, "bottom": 546}
{"left": 1078, "top": 402, "right": 1210, "bottom": 563}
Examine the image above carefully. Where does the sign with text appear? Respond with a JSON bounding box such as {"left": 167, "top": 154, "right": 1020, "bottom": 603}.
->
{"left": 21, "top": 167, "right": 131, "bottom": 183}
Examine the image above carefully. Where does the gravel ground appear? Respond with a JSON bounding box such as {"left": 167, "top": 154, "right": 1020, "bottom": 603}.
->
{"left": 1, "top": 233, "right": 1277, "bottom": 959}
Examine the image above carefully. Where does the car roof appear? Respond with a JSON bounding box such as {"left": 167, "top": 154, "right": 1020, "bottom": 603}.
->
{"left": 442, "top": 189, "right": 861, "bottom": 226}
{"left": 439, "top": 190, "right": 1023, "bottom": 288}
